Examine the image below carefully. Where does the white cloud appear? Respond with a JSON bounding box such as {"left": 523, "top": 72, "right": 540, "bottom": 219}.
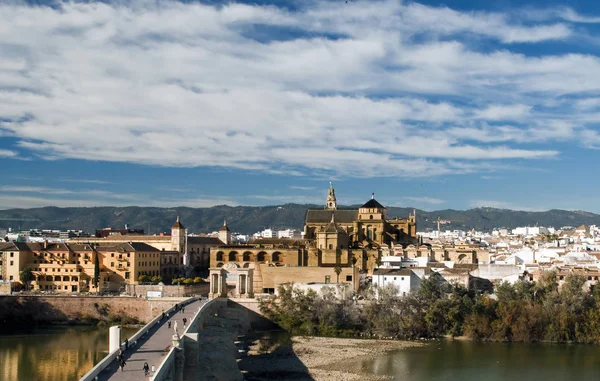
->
{"left": 1, "top": 0, "right": 597, "bottom": 180}
{"left": 404, "top": 196, "right": 445, "bottom": 205}
{"left": 473, "top": 105, "right": 531, "bottom": 121}
{"left": 400, "top": 3, "right": 571, "bottom": 43}
{"left": 0, "top": 149, "right": 16, "bottom": 158}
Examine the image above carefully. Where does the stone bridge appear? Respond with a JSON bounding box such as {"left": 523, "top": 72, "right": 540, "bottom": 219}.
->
{"left": 80, "top": 298, "right": 266, "bottom": 381}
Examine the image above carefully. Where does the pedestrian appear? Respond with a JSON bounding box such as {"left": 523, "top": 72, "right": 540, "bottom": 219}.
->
{"left": 182, "top": 306, "right": 185, "bottom": 313}
{"left": 182, "top": 317, "right": 187, "bottom": 328}
{"left": 143, "top": 362, "right": 150, "bottom": 376}
{"left": 162, "top": 312, "right": 165, "bottom": 320}
{"left": 124, "top": 338, "right": 129, "bottom": 350}
{"left": 168, "top": 321, "right": 171, "bottom": 329}
{"left": 120, "top": 357, "right": 126, "bottom": 372}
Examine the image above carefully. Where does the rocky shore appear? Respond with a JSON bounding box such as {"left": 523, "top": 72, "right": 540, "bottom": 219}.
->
{"left": 239, "top": 335, "right": 422, "bottom": 381}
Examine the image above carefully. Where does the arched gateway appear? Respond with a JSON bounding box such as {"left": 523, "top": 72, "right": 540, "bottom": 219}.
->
{"left": 208, "top": 262, "right": 254, "bottom": 298}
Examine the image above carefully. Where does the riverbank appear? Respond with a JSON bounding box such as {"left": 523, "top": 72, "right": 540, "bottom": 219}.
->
{"left": 239, "top": 335, "right": 422, "bottom": 381}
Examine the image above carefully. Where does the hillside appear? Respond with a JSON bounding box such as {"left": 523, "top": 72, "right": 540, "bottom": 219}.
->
{"left": 1, "top": 205, "right": 599, "bottom": 235}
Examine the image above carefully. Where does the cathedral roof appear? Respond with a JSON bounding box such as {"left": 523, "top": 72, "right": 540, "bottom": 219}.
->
{"left": 305, "top": 210, "right": 358, "bottom": 224}
{"left": 360, "top": 198, "right": 386, "bottom": 209}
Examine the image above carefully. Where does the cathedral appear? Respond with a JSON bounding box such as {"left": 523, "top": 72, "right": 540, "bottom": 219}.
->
{"left": 304, "top": 183, "right": 418, "bottom": 248}
{"left": 207, "top": 183, "right": 419, "bottom": 298}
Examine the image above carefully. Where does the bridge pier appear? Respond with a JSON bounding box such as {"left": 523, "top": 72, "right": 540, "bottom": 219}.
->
{"left": 172, "top": 335, "right": 185, "bottom": 381}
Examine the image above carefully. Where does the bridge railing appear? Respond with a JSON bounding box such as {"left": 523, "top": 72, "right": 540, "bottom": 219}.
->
{"left": 78, "top": 297, "right": 196, "bottom": 381}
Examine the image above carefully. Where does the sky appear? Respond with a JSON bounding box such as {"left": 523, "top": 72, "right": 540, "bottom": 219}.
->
{"left": 2, "top": 0, "right": 600, "bottom": 212}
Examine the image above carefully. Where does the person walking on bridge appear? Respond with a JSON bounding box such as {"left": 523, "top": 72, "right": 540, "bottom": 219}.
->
{"left": 143, "top": 362, "right": 150, "bottom": 376}
{"left": 119, "top": 356, "right": 126, "bottom": 372}
{"left": 183, "top": 317, "right": 187, "bottom": 328}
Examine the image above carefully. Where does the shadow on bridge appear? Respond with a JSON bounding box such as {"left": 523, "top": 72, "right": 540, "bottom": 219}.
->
{"left": 237, "top": 329, "right": 315, "bottom": 381}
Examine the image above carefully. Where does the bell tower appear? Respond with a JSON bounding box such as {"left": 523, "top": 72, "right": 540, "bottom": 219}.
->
{"left": 325, "top": 182, "right": 337, "bottom": 210}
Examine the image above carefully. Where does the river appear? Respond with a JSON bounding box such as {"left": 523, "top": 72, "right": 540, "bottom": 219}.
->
{"left": 361, "top": 339, "right": 600, "bottom": 381}
{"left": 0, "top": 325, "right": 139, "bottom": 381}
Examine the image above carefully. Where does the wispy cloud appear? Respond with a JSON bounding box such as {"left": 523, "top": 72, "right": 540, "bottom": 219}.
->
{"left": 60, "top": 178, "right": 113, "bottom": 185}
{"left": 289, "top": 186, "right": 316, "bottom": 191}
{"left": 0, "top": 149, "right": 16, "bottom": 158}
{"left": 404, "top": 196, "right": 446, "bottom": 205}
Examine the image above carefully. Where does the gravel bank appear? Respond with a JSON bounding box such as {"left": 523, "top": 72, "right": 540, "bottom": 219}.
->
{"left": 239, "top": 335, "right": 422, "bottom": 381}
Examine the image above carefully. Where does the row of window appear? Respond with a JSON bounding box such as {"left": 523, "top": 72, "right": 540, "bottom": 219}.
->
{"left": 215, "top": 253, "right": 281, "bottom": 261}
{"left": 37, "top": 276, "right": 79, "bottom": 282}
{"left": 33, "top": 268, "right": 77, "bottom": 272}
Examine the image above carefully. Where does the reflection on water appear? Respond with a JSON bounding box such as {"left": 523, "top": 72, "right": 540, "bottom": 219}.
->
{"left": 0, "top": 325, "right": 138, "bottom": 381}
{"left": 361, "top": 340, "right": 600, "bottom": 381}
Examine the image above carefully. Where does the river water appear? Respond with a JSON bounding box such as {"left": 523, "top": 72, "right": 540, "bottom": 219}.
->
{"left": 0, "top": 325, "right": 139, "bottom": 381}
{"left": 361, "top": 339, "right": 600, "bottom": 381}
{"left": 3, "top": 328, "right": 600, "bottom": 381}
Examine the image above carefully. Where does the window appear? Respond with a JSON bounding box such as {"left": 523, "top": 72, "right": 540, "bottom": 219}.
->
{"left": 10, "top": 252, "right": 14, "bottom": 257}
{"left": 9, "top": 275, "right": 13, "bottom": 280}
{"left": 346, "top": 275, "right": 352, "bottom": 281}
{"left": 393, "top": 277, "right": 397, "bottom": 280}
{"left": 401, "top": 277, "right": 404, "bottom": 281}
{"left": 369, "top": 215, "right": 373, "bottom": 220}
{"left": 10, "top": 261, "right": 13, "bottom": 266}
{"left": 111, "top": 262, "right": 114, "bottom": 267}
{"left": 559, "top": 276, "right": 564, "bottom": 280}
{"left": 328, "top": 244, "right": 333, "bottom": 250}
{"left": 125, "top": 272, "right": 130, "bottom": 279}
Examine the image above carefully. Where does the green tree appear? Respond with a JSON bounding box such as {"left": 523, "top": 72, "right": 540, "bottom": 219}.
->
{"left": 93, "top": 252, "right": 100, "bottom": 289}
{"left": 138, "top": 275, "right": 151, "bottom": 284}
{"left": 20, "top": 268, "right": 34, "bottom": 291}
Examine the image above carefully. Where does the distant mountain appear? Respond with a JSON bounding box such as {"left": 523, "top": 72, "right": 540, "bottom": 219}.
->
{"left": 0, "top": 205, "right": 599, "bottom": 235}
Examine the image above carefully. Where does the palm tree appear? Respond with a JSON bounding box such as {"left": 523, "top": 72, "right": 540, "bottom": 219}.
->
{"left": 334, "top": 266, "right": 342, "bottom": 283}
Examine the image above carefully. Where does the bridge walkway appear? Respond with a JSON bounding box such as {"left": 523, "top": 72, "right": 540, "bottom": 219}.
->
{"left": 97, "top": 299, "right": 204, "bottom": 381}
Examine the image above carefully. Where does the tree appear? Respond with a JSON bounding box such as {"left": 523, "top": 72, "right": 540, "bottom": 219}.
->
{"left": 20, "top": 268, "right": 33, "bottom": 291}
{"left": 334, "top": 266, "right": 342, "bottom": 283}
{"left": 93, "top": 252, "right": 100, "bottom": 290}
{"left": 138, "top": 275, "right": 152, "bottom": 284}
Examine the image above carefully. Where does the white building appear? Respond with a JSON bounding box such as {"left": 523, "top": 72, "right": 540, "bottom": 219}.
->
{"left": 260, "top": 229, "right": 276, "bottom": 238}
{"left": 512, "top": 226, "right": 550, "bottom": 236}
{"left": 372, "top": 268, "right": 421, "bottom": 297}
{"left": 277, "top": 229, "right": 302, "bottom": 239}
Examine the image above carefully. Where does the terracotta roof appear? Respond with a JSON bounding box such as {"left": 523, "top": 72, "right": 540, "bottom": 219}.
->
{"left": 188, "top": 237, "right": 224, "bottom": 245}
{"left": 172, "top": 220, "right": 185, "bottom": 229}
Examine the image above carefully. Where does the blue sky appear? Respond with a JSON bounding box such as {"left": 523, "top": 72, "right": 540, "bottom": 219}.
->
{"left": 2, "top": 0, "right": 600, "bottom": 212}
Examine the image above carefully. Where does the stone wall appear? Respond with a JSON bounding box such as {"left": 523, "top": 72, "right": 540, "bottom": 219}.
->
{"left": 124, "top": 283, "right": 210, "bottom": 297}
{"left": 256, "top": 265, "right": 358, "bottom": 292}
{"left": 0, "top": 296, "right": 186, "bottom": 326}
